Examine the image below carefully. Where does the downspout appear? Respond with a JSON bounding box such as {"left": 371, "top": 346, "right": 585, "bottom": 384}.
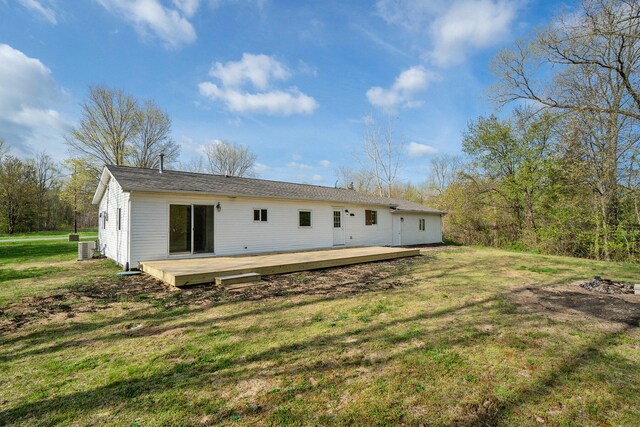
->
{"left": 126, "top": 194, "right": 132, "bottom": 270}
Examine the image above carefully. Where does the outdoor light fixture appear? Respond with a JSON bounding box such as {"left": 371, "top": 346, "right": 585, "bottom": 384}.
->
{"left": 400, "top": 217, "right": 404, "bottom": 222}
{"left": 216, "top": 202, "right": 221, "bottom": 212}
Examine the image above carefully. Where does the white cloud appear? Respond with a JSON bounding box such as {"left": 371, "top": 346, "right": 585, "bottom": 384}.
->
{"left": 312, "top": 174, "right": 324, "bottom": 183}
{"left": 97, "top": 0, "right": 197, "bottom": 49}
{"left": 407, "top": 141, "right": 438, "bottom": 157}
{"left": 430, "top": 0, "right": 517, "bottom": 66}
{"left": 287, "top": 161, "right": 313, "bottom": 170}
{"left": 199, "top": 83, "right": 317, "bottom": 116}
{"left": 297, "top": 60, "right": 318, "bottom": 77}
{"left": 19, "top": 0, "right": 57, "bottom": 24}
{"left": 366, "top": 65, "right": 437, "bottom": 110}
{"left": 210, "top": 53, "right": 290, "bottom": 90}
{"left": 319, "top": 159, "right": 331, "bottom": 168}
{"left": 172, "top": 0, "right": 200, "bottom": 17}
{"left": 0, "top": 44, "right": 68, "bottom": 156}
{"left": 199, "top": 53, "right": 318, "bottom": 116}
{"left": 376, "top": 0, "right": 520, "bottom": 66}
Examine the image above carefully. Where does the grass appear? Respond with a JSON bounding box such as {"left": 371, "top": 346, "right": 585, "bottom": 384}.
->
{"left": 0, "top": 228, "right": 97, "bottom": 240}
{"left": 0, "top": 242, "right": 639, "bottom": 426}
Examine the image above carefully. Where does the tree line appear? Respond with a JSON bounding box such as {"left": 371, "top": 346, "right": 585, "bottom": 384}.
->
{"left": 2, "top": 0, "right": 637, "bottom": 266}
{"left": 0, "top": 84, "right": 260, "bottom": 234}
{"left": 336, "top": 0, "right": 640, "bottom": 263}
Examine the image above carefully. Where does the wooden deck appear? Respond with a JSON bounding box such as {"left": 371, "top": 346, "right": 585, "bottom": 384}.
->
{"left": 140, "top": 246, "right": 420, "bottom": 287}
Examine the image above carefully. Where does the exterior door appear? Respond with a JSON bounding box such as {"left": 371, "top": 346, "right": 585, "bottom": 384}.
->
{"left": 332, "top": 208, "right": 345, "bottom": 246}
{"left": 193, "top": 205, "right": 214, "bottom": 253}
{"left": 392, "top": 216, "right": 402, "bottom": 246}
{"left": 169, "top": 205, "right": 191, "bottom": 254}
{"left": 169, "top": 204, "right": 214, "bottom": 255}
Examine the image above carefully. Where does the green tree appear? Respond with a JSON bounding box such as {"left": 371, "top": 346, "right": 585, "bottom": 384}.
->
{"left": 60, "top": 159, "right": 97, "bottom": 233}
{"left": 0, "top": 156, "right": 37, "bottom": 234}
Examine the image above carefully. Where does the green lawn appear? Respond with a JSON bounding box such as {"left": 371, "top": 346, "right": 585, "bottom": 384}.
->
{"left": 0, "top": 241, "right": 639, "bottom": 426}
{"left": 0, "top": 228, "right": 97, "bottom": 240}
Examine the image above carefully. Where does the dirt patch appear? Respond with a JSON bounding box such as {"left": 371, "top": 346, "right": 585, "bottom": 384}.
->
{"left": 507, "top": 281, "right": 640, "bottom": 328}
{"left": 0, "top": 274, "right": 177, "bottom": 334}
{"left": 0, "top": 257, "right": 421, "bottom": 334}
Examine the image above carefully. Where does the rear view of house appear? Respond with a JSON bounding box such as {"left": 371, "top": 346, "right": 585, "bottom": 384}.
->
{"left": 92, "top": 165, "right": 445, "bottom": 269}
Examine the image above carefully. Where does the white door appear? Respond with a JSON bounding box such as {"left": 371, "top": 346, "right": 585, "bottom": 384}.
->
{"left": 332, "top": 208, "right": 345, "bottom": 245}
{"left": 392, "top": 216, "right": 402, "bottom": 246}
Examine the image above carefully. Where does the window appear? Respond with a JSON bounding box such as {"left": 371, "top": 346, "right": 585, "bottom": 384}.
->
{"left": 299, "top": 210, "right": 312, "bottom": 227}
{"left": 333, "top": 211, "right": 341, "bottom": 228}
{"left": 102, "top": 211, "right": 107, "bottom": 229}
{"left": 253, "top": 209, "right": 268, "bottom": 222}
{"left": 419, "top": 218, "right": 425, "bottom": 231}
{"left": 117, "top": 208, "right": 122, "bottom": 230}
{"left": 365, "top": 209, "right": 377, "bottom": 225}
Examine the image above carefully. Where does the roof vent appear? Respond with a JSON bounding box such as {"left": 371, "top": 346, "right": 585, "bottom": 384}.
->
{"left": 159, "top": 153, "right": 164, "bottom": 173}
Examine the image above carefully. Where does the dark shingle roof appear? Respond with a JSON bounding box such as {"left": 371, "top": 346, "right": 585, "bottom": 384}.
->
{"left": 103, "top": 165, "right": 444, "bottom": 214}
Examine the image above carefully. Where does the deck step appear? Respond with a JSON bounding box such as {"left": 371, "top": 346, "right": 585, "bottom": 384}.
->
{"left": 215, "top": 272, "right": 262, "bottom": 288}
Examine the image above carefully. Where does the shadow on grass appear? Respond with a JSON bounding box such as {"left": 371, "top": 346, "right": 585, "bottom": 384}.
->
{"left": 1, "top": 259, "right": 639, "bottom": 424}
{"left": 461, "top": 325, "right": 637, "bottom": 427}
{"left": 0, "top": 291, "right": 503, "bottom": 424}
{"left": 0, "top": 280, "right": 590, "bottom": 425}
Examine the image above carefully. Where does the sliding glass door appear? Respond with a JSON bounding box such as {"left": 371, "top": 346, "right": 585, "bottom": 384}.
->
{"left": 169, "top": 204, "right": 214, "bottom": 255}
{"left": 193, "top": 205, "right": 214, "bottom": 253}
{"left": 169, "top": 205, "right": 191, "bottom": 254}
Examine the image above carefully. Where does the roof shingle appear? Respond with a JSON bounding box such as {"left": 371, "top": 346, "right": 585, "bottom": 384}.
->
{"left": 104, "top": 165, "right": 444, "bottom": 214}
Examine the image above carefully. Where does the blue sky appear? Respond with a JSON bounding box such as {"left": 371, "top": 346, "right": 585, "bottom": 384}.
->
{"left": 0, "top": 0, "right": 565, "bottom": 185}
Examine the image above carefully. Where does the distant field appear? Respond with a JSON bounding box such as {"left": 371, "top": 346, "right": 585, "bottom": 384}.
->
{"left": 0, "top": 240, "right": 639, "bottom": 426}
{"left": 0, "top": 228, "right": 97, "bottom": 240}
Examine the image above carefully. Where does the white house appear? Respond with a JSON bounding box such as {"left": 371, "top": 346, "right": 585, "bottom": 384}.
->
{"left": 92, "top": 165, "right": 445, "bottom": 270}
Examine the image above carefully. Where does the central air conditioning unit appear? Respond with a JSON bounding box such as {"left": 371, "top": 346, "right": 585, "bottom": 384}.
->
{"left": 78, "top": 241, "right": 96, "bottom": 260}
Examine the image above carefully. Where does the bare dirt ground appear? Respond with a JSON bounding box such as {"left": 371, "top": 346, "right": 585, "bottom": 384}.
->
{"left": 0, "top": 257, "right": 421, "bottom": 334}
{"left": 508, "top": 281, "right": 640, "bottom": 329}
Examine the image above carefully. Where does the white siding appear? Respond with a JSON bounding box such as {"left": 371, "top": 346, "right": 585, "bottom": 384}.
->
{"left": 97, "top": 177, "right": 129, "bottom": 267}
{"left": 342, "top": 207, "right": 393, "bottom": 247}
{"left": 424, "top": 214, "right": 443, "bottom": 243}
{"left": 127, "top": 192, "right": 400, "bottom": 267}
{"left": 398, "top": 213, "right": 443, "bottom": 246}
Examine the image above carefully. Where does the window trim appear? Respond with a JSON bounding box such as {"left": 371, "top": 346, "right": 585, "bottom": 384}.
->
{"left": 298, "top": 209, "right": 312, "bottom": 228}
{"left": 365, "top": 209, "right": 378, "bottom": 226}
{"left": 253, "top": 208, "right": 268, "bottom": 222}
{"left": 333, "top": 210, "right": 341, "bottom": 228}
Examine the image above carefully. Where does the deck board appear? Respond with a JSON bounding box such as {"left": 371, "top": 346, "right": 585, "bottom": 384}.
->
{"left": 140, "top": 246, "right": 420, "bottom": 286}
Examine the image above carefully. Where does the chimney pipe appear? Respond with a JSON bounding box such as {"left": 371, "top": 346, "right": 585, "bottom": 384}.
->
{"left": 159, "top": 153, "right": 164, "bottom": 173}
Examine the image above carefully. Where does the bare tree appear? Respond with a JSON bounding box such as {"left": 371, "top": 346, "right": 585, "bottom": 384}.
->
{"left": 180, "top": 156, "right": 206, "bottom": 173}
{"left": 203, "top": 140, "right": 257, "bottom": 177}
{"left": 335, "top": 166, "right": 375, "bottom": 193}
{"left": 67, "top": 86, "right": 140, "bottom": 174}
{"left": 492, "top": 0, "right": 640, "bottom": 121}
{"left": 127, "top": 100, "right": 180, "bottom": 169}
{"left": 428, "top": 154, "right": 464, "bottom": 195}
{"left": 0, "top": 138, "right": 8, "bottom": 161}
{"left": 31, "top": 152, "right": 59, "bottom": 229}
{"left": 359, "top": 112, "right": 404, "bottom": 197}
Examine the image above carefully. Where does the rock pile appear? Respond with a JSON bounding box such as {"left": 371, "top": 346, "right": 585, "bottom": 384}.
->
{"left": 579, "top": 276, "right": 635, "bottom": 295}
